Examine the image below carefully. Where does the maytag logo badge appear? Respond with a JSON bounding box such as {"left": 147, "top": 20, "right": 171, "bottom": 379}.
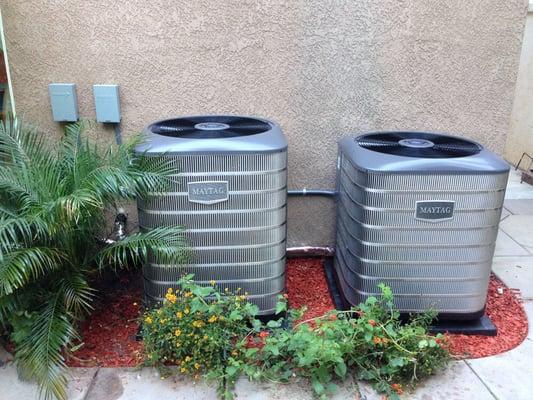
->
{"left": 415, "top": 200, "right": 455, "bottom": 222}
{"left": 188, "top": 181, "right": 228, "bottom": 205}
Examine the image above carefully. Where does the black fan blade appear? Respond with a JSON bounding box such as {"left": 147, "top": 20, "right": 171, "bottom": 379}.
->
{"left": 230, "top": 125, "right": 269, "bottom": 134}
{"left": 151, "top": 116, "right": 271, "bottom": 139}
{"left": 229, "top": 118, "right": 270, "bottom": 132}
{"left": 153, "top": 127, "right": 197, "bottom": 135}
{"left": 357, "top": 132, "right": 481, "bottom": 158}
{"left": 174, "top": 118, "right": 199, "bottom": 127}
{"left": 357, "top": 139, "right": 402, "bottom": 148}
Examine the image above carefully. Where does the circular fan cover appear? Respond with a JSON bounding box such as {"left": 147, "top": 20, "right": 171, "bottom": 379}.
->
{"left": 150, "top": 116, "right": 271, "bottom": 139}
{"left": 356, "top": 132, "right": 482, "bottom": 158}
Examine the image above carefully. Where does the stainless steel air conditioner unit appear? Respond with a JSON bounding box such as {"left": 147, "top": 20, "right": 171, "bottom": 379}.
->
{"left": 136, "top": 116, "right": 287, "bottom": 315}
{"left": 335, "top": 132, "right": 509, "bottom": 319}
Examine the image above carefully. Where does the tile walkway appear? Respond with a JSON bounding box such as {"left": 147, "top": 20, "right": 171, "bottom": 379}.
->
{"left": 1, "top": 170, "right": 533, "bottom": 400}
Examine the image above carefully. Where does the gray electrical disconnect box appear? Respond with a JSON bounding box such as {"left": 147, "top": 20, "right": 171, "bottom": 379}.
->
{"left": 93, "top": 84, "right": 121, "bottom": 123}
{"left": 49, "top": 83, "right": 79, "bottom": 122}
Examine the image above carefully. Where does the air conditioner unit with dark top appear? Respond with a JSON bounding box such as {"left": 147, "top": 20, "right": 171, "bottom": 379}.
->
{"left": 334, "top": 131, "right": 509, "bottom": 319}
{"left": 135, "top": 116, "right": 287, "bottom": 315}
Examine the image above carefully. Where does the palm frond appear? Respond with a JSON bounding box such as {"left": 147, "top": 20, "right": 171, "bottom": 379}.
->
{"left": 0, "top": 166, "right": 39, "bottom": 211}
{"left": 43, "top": 189, "right": 103, "bottom": 224}
{"left": 95, "top": 226, "right": 189, "bottom": 269}
{"left": 0, "top": 118, "right": 56, "bottom": 176}
{"left": 0, "top": 215, "right": 49, "bottom": 253}
{"left": 128, "top": 153, "right": 176, "bottom": 196}
{"left": 59, "top": 272, "right": 95, "bottom": 315}
{"left": 0, "top": 118, "right": 188, "bottom": 399}
{"left": 0, "top": 291, "right": 21, "bottom": 323}
{"left": 16, "top": 293, "right": 76, "bottom": 400}
{"left": 80, "top": 165, "right": 138, "bottom": 200}
{"left": 0, "top": 247, "right": 63, "bottom": 295}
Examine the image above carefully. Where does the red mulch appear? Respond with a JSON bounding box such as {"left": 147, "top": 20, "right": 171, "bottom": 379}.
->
{"left": 445, "top": 275, "right": 528, "bottom": 359}
{"left": 286, "top": 258, "right": 529, "bottom": 359}
{"left": 65, "top": 258, "right": 528, "bottom": 367}
{"left": 286, "top": 258, "right": 335, "bottom": 320}
{"left": 66, "top": 272, "right": 143, "bottom": 367}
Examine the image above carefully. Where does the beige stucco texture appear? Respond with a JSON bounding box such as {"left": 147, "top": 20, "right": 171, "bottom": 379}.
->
{"left": 1, "top": 0, "right": 527, "bottom": 246}
{"left": 506, "top": 10, "right": 533, "bottom": 165}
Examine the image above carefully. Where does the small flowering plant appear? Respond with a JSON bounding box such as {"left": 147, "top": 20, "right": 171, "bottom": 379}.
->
{"left": 142, "top": 277, "right": 449, "bottom": 400}
{"left": 141, "top": 274, "right": 259, "bottom": 381}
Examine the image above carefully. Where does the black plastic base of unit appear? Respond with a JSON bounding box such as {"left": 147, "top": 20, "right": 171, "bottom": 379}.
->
{"left": 324, "top": 256, "right": 349, "bottom": 311}
{"left": 323, "top": 257, "right": 497, "bottom": 336}
{"left": 257, "top": 311, "right": 286, "bottom": 324}
{"left": 429, "top": 315, "right": 497, "bottom": 336}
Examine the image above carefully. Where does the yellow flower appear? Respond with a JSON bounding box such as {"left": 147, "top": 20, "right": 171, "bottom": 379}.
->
{"left": 231, "top": 350, "right": 238, "bottom": 357}
{"left": 180, "top": 367, "right": 187, "bottom": 373}
{"left": 203, "top": 335, "right": 209, "bottom": 340}
{"left": 157, "top": 309, "right": 162, "bottom": 315}
{"left": 160, "top": 318, "right": 167, "bottom": 324}
{"left": 194, "top": 363, "right": 201, "bottom": 370}
{"left": 192, "top": 320, "right": 205, "bottom": 328}
{"left": 165, "top": 293, "right": 177, "bottom": 303}
{"left": 209, "top": 280, "right": 216, "bottom": 286}
{"left": 174, "top": 329, "right": 182, "bottom": 337}
{"left": 176, "top": 311, "right": 183, "bottom": 319}
{"left": 185, "top": 355, "right": 192, "bottom": 362}
{"left": 144, "top": 316, "right": 153, "bottom": 325}
{"left": 184, "top": 308, "right": 190, "bottom": 315}
{"left": 176, "top": 341, "right": 181, "bottom": 347}
{"left": 184, "top": 291, "right": 192, "bottom": 298}
{"left": 208, "top": 315, "right": 218, "bottom": 323}
{"left": 167, "top": 287, "right": 173, "bottom": 294}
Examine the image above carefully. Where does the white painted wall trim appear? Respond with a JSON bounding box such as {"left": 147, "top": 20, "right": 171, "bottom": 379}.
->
{"left": 0, "top": 8, "right": 16, "bottom": 115}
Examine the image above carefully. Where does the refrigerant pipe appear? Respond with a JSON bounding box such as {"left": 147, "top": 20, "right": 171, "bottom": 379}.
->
{"left": 287, "top": 189, "right": 337, "bottom": 197}
{"left": 286, "top": 246, "right": 335, "bottom": 257}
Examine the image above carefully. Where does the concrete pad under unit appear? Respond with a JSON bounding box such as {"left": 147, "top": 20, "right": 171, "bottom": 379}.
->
{"left": 467, "top": 340, "right": 533, "bottom": 400}
{"left": 491, "top": 256, "right": 533, "bottom": 299}
{"left": 358, "top": 361, "right": 495, "bottom": 400}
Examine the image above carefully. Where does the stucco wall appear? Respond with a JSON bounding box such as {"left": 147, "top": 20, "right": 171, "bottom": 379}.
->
{"left": 505, "top": 7, "right": 533, "bottom": 165}
{"left": 1, "top": 0, "right": 527, "bottom": 247}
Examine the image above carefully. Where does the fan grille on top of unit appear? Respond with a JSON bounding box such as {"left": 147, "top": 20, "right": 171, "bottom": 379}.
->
{"left": 150, "top": 116, "right": 271, "bottom": 139}
{"left": 356, "top": 132, "right": 482, "bottom": 158}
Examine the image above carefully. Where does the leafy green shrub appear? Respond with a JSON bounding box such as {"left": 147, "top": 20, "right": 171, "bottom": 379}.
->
{"left": 233, "top": 284, "right": 449, "bottom": 399}
{"left": 142, "top": 278, "right": 449, "bottom": 400}
{"left": 0, "top": 118, "right": 187, "bottom": 399}
{"left": 142, "top": 275, "right": 259, "bottom": 386}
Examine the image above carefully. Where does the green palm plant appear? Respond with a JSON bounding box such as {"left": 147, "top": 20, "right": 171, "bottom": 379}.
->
{"left": 0, "top": 118, "right": 187, "bottom": 399}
